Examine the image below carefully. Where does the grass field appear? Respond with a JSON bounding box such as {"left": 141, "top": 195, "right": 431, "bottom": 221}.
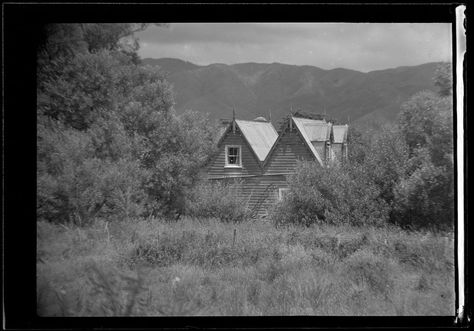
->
{"left": 37, "top": 217, "right": 455, "bottom": 316}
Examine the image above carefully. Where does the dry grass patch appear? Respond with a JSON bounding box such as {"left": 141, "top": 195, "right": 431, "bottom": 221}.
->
{"left": 37, "top": 217, "right": 455, "bottom": 316}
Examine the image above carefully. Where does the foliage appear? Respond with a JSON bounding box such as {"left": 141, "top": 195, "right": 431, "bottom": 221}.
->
{"left": 434, "top": 62, "right": 452, "bottom": 97}
{"left": 37, "top": 23, "right": 160, "bottom": 64}
{"left": 392, "top": 62, "right": 454, "bottom": 229}
{"left": 274, "top": 70, "right": 453, "bottom": 229}
{"left": 140, "top": 110, "right": 219, "bottom": 218}
{"left": 346, "top": 125, "right": 371, "bottom": 166}
{"left": 37, "top": 24, "right": 218, "bottom": 224}
{"left": 342, "top": 62, "right": 453, "bottom": 230}
{"left": 271, "top": 161, "right": 389, "bottom": 227}
{"left": 364, "top": 127, "right": 410, "bottom": 205}
{"left": 38, "top": 49, "right": 174, "bottom": 131}
{"left": 38, "top": 51, "right": 122, "bottom": 130}
{"left": 392, "top": 148, "right": 454, "bottom": 230}
{"left": 84, "top": 262, "right": 150, "bottom": 316}
{"left": 185, "top": 180, "right": 251, "bottom": 223}
{"left": 398, "top": 90, "right": 453, "bottom": 162}
{"left": 37, "top": 118, "right": 147, "bottom": 225}
{"left": 37, "top": 217, "right": 455, "bottom": 316}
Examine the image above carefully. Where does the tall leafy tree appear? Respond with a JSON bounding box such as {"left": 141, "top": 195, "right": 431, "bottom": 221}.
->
{"left": 37, "top": 23, "right": 217, "bottom": 224}
{"left": 393, "top": 62, "right": 454, "bottom": 229}
{"left": 434, "top": 62, "right": 452, "bottom": 97}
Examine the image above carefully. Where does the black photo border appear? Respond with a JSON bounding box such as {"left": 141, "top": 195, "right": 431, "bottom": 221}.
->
{"left": 3, "top": 1, "right": 469, "bottom": 330}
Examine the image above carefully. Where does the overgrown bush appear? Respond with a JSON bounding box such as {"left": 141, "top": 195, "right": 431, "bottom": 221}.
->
{"left": 391, "top": 63, "right": 454, "bottom": 229}
{"left": 392, "top": 148, "right": 454, "bottom": 230}
{"left": 364, "top": 127, "right": 410, "bottom": 205}
{"left": 271, "top": 161, "right": 389, "bottom": 227}
{"left": 185, "top": 180, "right": 251, "bottom": 222}
{"left": 37, "top": 24, "right": 219, "bottom": 224}
{"left": 37, "top": 118, "right": 147, "bottom": 225}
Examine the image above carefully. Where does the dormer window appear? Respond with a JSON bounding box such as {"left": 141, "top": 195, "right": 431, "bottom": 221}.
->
{"left": 225, "top": 145, "right": 242, "bottom": 167}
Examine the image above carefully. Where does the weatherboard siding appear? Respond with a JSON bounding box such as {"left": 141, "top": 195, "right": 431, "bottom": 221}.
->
{"left": 211, "top": 175, "right": 288, "bottom": 216}
{"left": 312, "top": 141, "right": 327, "bottom": 164}
{"left": 264, "top": 130, "right": 315, "bottom": 175}
{"left": 207, "top": 131, "right": 262, "bottom": 178}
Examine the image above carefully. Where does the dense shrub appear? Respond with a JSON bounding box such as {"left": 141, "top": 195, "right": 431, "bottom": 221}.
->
{"left": 185, "top": 180, "right": 251, "bottom": 223}
{"left": 392, "top": 63, "right": 454, "bottom": 229}
{"left": 37, "top": 24, "right": 219, "bottom": 224}
{"left": 37, "top": 118, "right": 147, "bottom": 225}
{"left": 392, "top": 148, "right": 454, "bottom": 230}
{"left": 271, "top": 161, "right": 389, "bottom": 227}
{"left": 140, "top": 110, "right": 219, "bottom": 218}
{"left": 364, "top": 128, "right": 410, "bottom": 205}
{"left": 398, "top": 90, "right": 453, "bottom": 161}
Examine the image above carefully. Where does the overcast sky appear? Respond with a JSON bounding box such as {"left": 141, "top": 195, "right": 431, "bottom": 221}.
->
{"left": 136, "top": 23, "right": 452, "bottom": 72}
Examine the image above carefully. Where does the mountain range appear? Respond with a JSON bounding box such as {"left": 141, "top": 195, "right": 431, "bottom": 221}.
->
{"left": 142, "top": 58, "right": 441, "bottom": 128}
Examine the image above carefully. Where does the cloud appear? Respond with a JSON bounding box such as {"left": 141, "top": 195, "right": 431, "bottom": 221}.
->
{"left": 136, "top": 23, "right": 452, "bottom": 72}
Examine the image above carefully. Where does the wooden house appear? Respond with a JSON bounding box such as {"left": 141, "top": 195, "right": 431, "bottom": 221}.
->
{"left": 204, "top": 114, "right": 349, "bottom": 217}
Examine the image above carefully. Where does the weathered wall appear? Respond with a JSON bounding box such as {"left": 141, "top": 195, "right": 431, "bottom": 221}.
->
{"left": 264, "top": 129, "right": 315, "bottom": 175}
{"left": 211, "top": 174, "right": 288, "bottom": 216}
{"left": 206, "top": 130, "right": 262, "bottom": 178}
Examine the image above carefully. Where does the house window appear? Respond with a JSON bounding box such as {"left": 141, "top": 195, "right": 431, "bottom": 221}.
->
{"left": 225, "top": 145, "right": 242, "bottom": 167}
{"left": 279, "top": 188, "right": 290, "bottom": 201}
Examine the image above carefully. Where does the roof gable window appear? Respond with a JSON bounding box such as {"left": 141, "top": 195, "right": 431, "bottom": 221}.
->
{"left": 225, "top": 145, "right": 242, "bottom": 168}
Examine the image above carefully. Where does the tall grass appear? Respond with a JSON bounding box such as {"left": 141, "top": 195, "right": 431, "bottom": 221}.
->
{"left": 37, "top": 217, "right": 455, "bottom": 316}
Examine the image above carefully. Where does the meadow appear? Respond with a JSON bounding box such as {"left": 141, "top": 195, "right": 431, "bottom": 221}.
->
{"left": 37, "top": 217, "right": 455, "bottom": 316}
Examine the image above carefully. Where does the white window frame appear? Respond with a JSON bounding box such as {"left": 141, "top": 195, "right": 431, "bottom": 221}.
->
{"left": 225, "top": 145, "right": 242, "bottom": 168}
{"left": 278, "top": 188, "right": 290, "bottom": 201}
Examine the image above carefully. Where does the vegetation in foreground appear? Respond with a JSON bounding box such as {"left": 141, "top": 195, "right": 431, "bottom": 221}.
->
{"left": 37, "top": 217, "right": 454, "bottom": 316}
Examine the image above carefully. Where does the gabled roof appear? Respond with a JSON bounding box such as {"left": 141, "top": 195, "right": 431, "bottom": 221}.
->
{"left": 291, "top": 117, "right": 325, "bottom": 166}
{"left": 332, "top": 125, "right": 349, "bottom": 143}
{"left": 235, "top": 119, "right": 279, "bottom": 162}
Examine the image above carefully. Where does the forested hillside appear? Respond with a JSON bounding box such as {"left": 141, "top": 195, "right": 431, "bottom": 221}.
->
{"left": 142, "top": 58, "right": 440, "bottom": 128}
